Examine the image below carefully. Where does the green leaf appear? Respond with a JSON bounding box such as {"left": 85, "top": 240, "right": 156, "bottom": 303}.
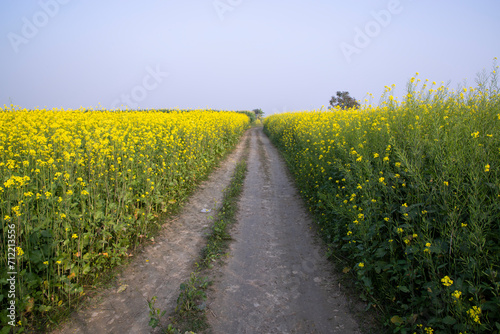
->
{"left": 1, "top": 325, "right": 13, "bottom": 334}
{"left": 29, "top": 249, "right": 43, "bottom": 264}
{"left": 82, "top": 264, "right": 91, "bottom": 275}
{"left": 442, "top": 316, "right": 456, "bottom": 325}
{"left": 38, "top": 305, "right": 52, "bottom": 312}
{"left": 375, "top": 248, "right": 387, "bottom": 258}
{"left": 40, "top": 229, "right": 53, "bottom": 238}
{"left": 398, "top": 286, "right": 410, "bottom": 293}
{"left": 148, "top": 318, "right": 159, "bottom": 328}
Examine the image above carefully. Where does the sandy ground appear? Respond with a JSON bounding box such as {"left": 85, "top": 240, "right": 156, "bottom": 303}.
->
{"left": 206, "top": 127, "right": 361, "bottom": 334}
{"left": 51, "top": 130, "right": 250, "bottom": 334}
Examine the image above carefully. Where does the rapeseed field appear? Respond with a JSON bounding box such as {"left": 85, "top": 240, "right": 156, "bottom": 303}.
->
{"left": 0, "top": 108, "right": 249, "bottom": 329}
{"left": 265, "top": 70, "right": 500, "bottom": 333}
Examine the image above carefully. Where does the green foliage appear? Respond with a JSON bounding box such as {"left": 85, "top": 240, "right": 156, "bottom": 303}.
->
{"left": 265, "top": 63, "right": 500, "bottom": 333}
{"left": 252, "top": 108, "right": 264, "bottom": 118}
{"left": 148, "top": 273, "right": 210, "bottom": 333}
{"left": 175, "top": 273, "right": 210, "bottom": 315}
{"left": 237, "top": 110, "right": 257, "bottom": 123}
{"left": 200, "top": 159, "right": 247, "bottom": 268}
{"left": 148, "top": 296, "right": 166, "bottom": 329}
{"left": 329, "top": 91, "right": 360, "bottom": 110}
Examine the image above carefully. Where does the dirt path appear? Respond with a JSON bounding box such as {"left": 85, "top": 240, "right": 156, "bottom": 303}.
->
{"left": 53, "top": 127, "right": 363, "bottom": 334}
{"left": 52, "top": 131, "right": 250, "bottom": 334}
{"left": 206, "top": 127, "right": 361, "bottom": 333}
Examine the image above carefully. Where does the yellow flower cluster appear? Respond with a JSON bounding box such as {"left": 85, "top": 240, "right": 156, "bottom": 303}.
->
{"left": 467, "top": 306, "right": 482, "bottom": 324}
{"left": 452, "top": 290, "right": 462, "bottom": 300}
{"left": 441, "top": 276, "right": 453, "bottom": 287}
{"left": 16, "top": 247, "right": 24, "bottom": 256}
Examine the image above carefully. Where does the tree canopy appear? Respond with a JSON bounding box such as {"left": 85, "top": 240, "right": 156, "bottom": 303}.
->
{"left": 329, "top": 91, "right": 360, "bottom": 110}
{"left": 252, "top": 108, "right": 264, "bottom": 117}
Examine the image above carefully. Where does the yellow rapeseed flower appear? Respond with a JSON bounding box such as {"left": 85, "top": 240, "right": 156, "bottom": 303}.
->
{"left": 452, "top": 290, "right": 462, "bottom": 300}
{"left": 16, "top": 247, "right": 24, "bottom": 256}
{"left": 441, "top": 276, "right": 453, "bottom": 287}
{"left": 467, "top": 306, "right": 481, "bottom": 324}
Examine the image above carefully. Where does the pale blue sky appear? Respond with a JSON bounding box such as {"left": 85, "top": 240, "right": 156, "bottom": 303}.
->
{"left": 1, "top": 0, "right": 499, "bottom": 114}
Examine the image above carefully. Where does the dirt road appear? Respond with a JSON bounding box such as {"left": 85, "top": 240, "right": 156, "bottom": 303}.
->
{"left": 53, "top": 127, "right": 362, "bottom": 334}
{"left": 207, "top": 127, "right": 360, "bottom": 333}
{"left": 52, "top": 131, "right": 250, "bottom": 334}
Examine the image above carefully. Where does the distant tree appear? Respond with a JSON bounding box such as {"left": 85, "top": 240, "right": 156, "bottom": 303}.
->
{"left": 252, "top": 108, "right": 264, "bottom": 117}
{"left": 329, "top": 91, "right": 360, "bottom": 110}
